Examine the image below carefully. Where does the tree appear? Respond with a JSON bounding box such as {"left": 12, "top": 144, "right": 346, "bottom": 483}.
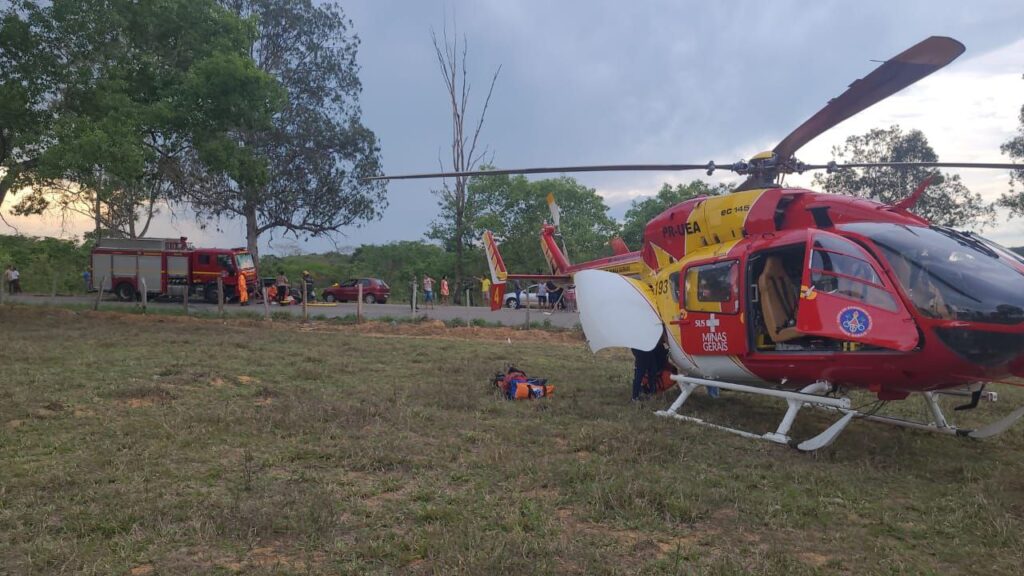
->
{"left": 1, "top": 0, "right": 284, "bottom": 240}
{"left": 426, "top": 22, "right": 500, "bottom": 302}
{"left": 620, "top": 181, "right": 731, "bottom": 248}
{"left": 469, "top": 174, "right": 618, "bottom": 274}
{"left": 998, "top": 89, "right": 1024, "bottom": 216}
{"left": 181, "top": 0, "right": 385, "bottom": 265}
{"left": 813, "top": 125, "right": 994, "bottom": 228}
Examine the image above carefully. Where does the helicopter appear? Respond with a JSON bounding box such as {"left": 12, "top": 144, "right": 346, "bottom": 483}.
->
{"left": 372, "top": 36, "right": 1024, "bottom": 450}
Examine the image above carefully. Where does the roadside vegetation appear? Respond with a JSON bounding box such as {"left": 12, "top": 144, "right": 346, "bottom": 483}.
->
{"left": 2, "top": 307, "right": 1023, "bottom": 575}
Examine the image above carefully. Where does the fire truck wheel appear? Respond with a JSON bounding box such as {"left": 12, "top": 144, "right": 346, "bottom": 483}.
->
{"left": 114, "top": 282, "right": 136, "bottom": 302}
{"left": 204, "top": 282, "right": 220, "bottom": 304}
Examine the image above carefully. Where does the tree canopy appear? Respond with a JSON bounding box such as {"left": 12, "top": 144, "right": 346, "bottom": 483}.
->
{"left": 462, "top": 174, "right": 618, "bottom": 274}
{"left": 812, "top": 125, "right": 994, "bottom": 228}
{"left": 620, "top": 181, "right": 731, "bottom": 249}
{"left": 182, "top": 0, "right": 385, "bottom": 262}
{"left": 998, "top": 94, "right": 1024, "bottom": 216}
{"left": 0, "top": 0, "right": 284, "bottom": 236}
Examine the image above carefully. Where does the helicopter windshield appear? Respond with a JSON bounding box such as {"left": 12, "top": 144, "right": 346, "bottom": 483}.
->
{"left": 842, "top": 223, "right": 1024, "bottom": 325}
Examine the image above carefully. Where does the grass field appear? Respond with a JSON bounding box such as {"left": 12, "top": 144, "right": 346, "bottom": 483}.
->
{"left": 2, "top": 306, "right": 1024, "bottom": 575}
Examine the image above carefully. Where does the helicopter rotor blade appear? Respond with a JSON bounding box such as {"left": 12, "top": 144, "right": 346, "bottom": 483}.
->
{"left": 802, "top": 161, "right": 1020, "bottom": 172}
{"left": 773, "top": 36, "right": 965, "bottom": 161}
{"left": 364, "top": 164, "right": 713, "bottom": 181}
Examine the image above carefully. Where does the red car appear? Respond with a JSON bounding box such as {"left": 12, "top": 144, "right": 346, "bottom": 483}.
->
{"left": 322, "top": 278, "right": 390, "bottom": 304}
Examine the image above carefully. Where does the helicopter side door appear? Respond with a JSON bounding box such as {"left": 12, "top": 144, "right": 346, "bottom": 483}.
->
{"left": 678, "top": 258, "right": 748, "bottom": 357}
{"left": 795, "top": 230, "right": 918, "bottom": 351}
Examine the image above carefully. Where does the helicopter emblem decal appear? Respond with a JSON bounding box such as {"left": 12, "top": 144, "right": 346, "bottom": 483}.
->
{"left": 838, "top": 307, "right": 871, "bottom": 337}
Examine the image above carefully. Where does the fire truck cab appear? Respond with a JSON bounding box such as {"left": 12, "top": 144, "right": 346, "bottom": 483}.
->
{"left": 91, "top": 237, "right": 257, "bottom": 303}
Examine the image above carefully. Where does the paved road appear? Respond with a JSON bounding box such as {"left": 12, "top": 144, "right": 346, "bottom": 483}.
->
{"left": 5, "top": 293, "right": 582, "bottom": 328}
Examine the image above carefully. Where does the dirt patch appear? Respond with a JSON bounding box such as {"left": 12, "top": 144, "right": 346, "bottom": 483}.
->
{"left": 5, "top": 419, "right": 25, "bottom": 429}
{"left": 557, "top": 507, "right": 722, "bottom": 562}
{"left": 298, "top": 318, "right": 584, "bottom": 344}
{"left": 129, "top": 564, "right": 154, "bottom": 575}
{"left": 798, "top": 551, "right": 832, "bottom": 567}
{"left": 253, "top": 386, "right": 279, "bottom": 406}
{"left": 236, "top": 375, "right": 257, "bottom": 385}
{"left": 110, "top": 385, "right": 175, "bottom": 408}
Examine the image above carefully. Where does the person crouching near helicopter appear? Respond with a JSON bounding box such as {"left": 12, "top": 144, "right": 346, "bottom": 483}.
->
{"left": 631, "top": 336, "right": 668, "bottom": 401}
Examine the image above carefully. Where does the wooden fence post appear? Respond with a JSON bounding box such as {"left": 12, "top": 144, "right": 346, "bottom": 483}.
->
{"left": 261, "top": 284, "right": 271, "bottom": 321}
{"left": 183, "top": 279, "right": 190, "bottom": 315}
{"left": 217, "top": 276, "right": 224, "bottom": 318}
{"left": 302, "top": 281, "right": 308, "bottom": 322}
{"left": 94, "top": 276, "right": 105, "bottom": 311}
{"left": 357, "top": 283, "right": 363, "bottom": 324}
{"left": 524, "top": 290, "right": 531, "bottom": 331}
{"left": 141, "top": 278, "right": 148, "bottom": 314}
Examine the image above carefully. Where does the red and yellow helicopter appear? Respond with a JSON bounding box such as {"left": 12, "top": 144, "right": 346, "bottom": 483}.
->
{"left": 375, "top": 37, "right": 1024, "bottom": 450}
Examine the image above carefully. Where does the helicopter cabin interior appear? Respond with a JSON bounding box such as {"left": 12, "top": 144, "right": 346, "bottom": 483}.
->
{"left": 744, "top": 235, "right": 895, "bottom": 353}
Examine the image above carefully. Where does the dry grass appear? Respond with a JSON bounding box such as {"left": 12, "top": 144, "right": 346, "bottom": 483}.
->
{"left": 1, "top": 305, "right": 1023, "bottom": 575}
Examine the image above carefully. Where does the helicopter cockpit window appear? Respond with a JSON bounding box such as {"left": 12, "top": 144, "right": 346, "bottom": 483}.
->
{"left": 684, "top": 261, "right": 738, "bottom": 314}
{"left": 669, "top": 272, "right": 680, "bottom": 303}
{"left": 809, "top": 241, "right": 897, "bottom": 311}
{"left": 843, "top": 223, "right": 1024, "bottom": 325}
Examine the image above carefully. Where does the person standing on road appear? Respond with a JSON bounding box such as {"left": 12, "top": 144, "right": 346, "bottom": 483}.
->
{"left": 83, "top": 267, "right": 93, "bottom": 292}
{"left": 10, "top": 266, "right": 20, "bottom": 293}
{"left": 512, "top": 279, "right": 522, "bottom": 308}
{"left": 536, "top": 281, "right": 547, "bottom": 309}
{"left": 423, "top": 274, "right": 435, "bottom": 309}
{"left": 480, "top": 276, "right": 491, "bottom": 307}
{"left": 440, "top": 275, "right": 450, "bottom": 306}
{"left": 546, "top": 281, "right": 561, "bottom": 311}
{"left": 4, "top": 265, "right": 14, "bottom": 294}
{"left": 275, "top": 271, "right": 289, "bottom": 304}
{"left": 237, "top": 271, "right": 249, "bottom": 306}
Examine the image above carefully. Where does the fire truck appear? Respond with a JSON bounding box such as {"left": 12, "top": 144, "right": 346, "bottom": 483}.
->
{"left": 91, "top": 237, "right": 257, "bottom": 302}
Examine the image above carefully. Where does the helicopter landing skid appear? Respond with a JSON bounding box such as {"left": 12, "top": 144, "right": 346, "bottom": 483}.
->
{"left": 654, "top": 375, "right": 855, "bottom": 452}
{"left": 655, "top": 376, "right": 1024, "bottom": 449}
{"left": 852, "top": 391, "right": 1024, "bottom": 439}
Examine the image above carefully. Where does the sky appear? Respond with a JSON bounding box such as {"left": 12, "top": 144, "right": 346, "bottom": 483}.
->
{"left": 3, "top": 0, "right": 1023, "bottom": 252}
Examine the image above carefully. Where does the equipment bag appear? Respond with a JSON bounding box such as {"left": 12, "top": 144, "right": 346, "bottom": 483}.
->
{"left": 493, "top": 366, "right": 554, "bottom": 400}
{"left": 642, "top": 368, "right": 677, "bottom": 395}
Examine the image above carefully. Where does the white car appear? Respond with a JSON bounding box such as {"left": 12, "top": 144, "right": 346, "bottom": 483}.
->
{"left": 503, "top": 284, "right": 569, "bottom": 309}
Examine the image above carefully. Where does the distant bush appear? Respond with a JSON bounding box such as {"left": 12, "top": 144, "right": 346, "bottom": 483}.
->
{"left": 0, "top": 235, "right": 91, "bottom": 294}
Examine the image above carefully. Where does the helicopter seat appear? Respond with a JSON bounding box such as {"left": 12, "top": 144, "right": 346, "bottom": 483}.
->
{"left": 759, "top": 256, "right": 802, "bottom": 343}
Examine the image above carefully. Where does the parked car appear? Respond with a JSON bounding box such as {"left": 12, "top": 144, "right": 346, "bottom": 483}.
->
{"left": 503, "top": 284, "right": 542, "bottom": 309}
{"left": 503, "top": 283, "right": 573, "bottom": 309}
{"left": 322, "top": 278, "right": 390, "bottom": 304}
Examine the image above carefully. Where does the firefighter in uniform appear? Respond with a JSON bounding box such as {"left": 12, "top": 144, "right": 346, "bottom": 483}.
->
{"left": 237, "top": 271, "right": 249, "bottom": 306}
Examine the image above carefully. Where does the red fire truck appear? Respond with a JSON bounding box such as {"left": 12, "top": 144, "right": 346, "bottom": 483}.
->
{"left": 91, "top": 237, "right": 257, "bottom": 302}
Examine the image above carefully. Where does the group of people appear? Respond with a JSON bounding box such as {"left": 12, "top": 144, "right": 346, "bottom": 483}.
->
{"left": 414, "top": 273, "right": 450, "bottom": 309}
{"left": 502, "top": 279, "right": 573, "bottom": 311}
{"left": 3, "top": 265, "right": 21, "bottom": 294}
{"left": 264, "top": 270, "right": 315, "bottom": 306}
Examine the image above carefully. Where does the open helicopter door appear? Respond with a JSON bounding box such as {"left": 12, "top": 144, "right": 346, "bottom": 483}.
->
{"left": 795, "top": 230, "right": 918, "bottom": 351}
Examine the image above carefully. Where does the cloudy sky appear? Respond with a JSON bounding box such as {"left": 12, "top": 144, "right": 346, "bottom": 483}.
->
{"left": 3, "top": 0, "right": 1023, "bottom": 251}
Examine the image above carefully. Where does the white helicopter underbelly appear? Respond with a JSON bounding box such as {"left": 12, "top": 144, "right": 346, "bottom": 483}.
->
{"left": 665, "top": 331, "right": 764, "bottom": 384}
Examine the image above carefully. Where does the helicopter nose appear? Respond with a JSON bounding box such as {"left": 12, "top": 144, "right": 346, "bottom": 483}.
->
{"left": 933, "top": 327, "right": 1024, "bottom": 372}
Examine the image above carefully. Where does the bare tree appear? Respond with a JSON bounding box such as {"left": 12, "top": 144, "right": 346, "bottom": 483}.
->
{"left": 427, "top": 21, "right": 500, "bottom": 302}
